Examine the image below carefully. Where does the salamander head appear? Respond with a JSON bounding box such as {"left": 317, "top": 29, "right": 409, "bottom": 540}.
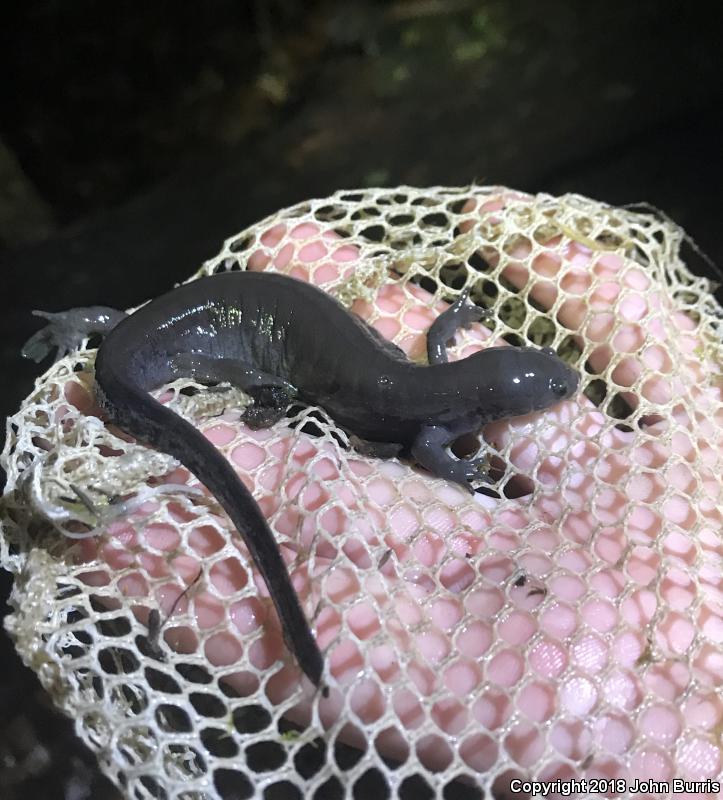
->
{"left": 472, "top": 345, "right": 579, "bottom": 420}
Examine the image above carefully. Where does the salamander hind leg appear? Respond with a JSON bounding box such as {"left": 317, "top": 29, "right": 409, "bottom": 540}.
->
{"left": 22, "top": 306, "right": 127, "bottom": 363}
{"left": 426, "top": 288, "right": 490, "bottom": 365}
{"left": 170, "top": 353, "right": 295, "bottom": 430}
{"left": 241, "top": 386, "right": 292, "bottom": 430}
{"left": 411, "top": 424, "right": 492, "bottom": 492}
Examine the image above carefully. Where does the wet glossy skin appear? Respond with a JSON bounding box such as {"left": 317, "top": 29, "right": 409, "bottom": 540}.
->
{"left": 25, "top": 271, "right": 579, "bottom": 688}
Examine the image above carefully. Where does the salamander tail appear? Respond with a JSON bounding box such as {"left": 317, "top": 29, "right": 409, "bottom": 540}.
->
{"left": 94, "top": 365, "right": 324, "bottom": 688}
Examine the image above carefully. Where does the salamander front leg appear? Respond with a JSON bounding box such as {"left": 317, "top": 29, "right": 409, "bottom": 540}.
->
{"left": 22, "top": 306, "right": 128, "bottom": 363}
{"left": 411, "top": 424, "right": 492, "bottom": 492}
{"left": 426, "top": 289, "right": 490, "bottom": 365}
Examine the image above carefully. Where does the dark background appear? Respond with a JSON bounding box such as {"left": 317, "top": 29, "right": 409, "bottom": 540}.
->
{"left": 1, "top": 2, "right": 721, "bottom": 798}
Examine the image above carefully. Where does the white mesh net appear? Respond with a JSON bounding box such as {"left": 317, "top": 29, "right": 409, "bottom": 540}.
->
{"left": 1, "top": 185, "right": 722, "bottom": 800}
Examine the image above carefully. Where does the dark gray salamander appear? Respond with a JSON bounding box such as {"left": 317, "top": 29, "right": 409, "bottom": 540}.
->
{"left": 23, "top": 271, "right": 579, "bottom": 689}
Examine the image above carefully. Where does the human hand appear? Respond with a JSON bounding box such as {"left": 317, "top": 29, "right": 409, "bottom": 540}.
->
{"left": 19, "top": 189, "right": 720, "bottom": 794}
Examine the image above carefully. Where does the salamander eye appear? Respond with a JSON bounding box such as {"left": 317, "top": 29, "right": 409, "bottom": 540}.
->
{"left": 549, "top": 378, "right": 567, "bottom": 397}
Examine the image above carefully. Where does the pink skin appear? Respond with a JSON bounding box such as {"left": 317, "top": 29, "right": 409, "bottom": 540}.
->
{"left": 64, "top": 198, "right": 721, "bottom": 787}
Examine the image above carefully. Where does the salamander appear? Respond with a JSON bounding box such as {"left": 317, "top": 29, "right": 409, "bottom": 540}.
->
{"left": 22, "top": 270, "right": 579, "bottom": 689}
